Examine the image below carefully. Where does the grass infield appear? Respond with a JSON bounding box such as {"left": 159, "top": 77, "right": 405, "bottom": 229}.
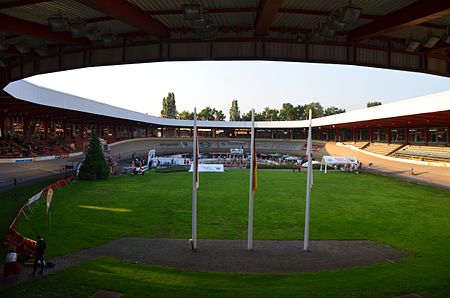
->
{"left": 1, "top": 170, "right": 450, "bottom": 297}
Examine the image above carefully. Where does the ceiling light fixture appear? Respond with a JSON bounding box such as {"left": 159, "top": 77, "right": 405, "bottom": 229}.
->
{"left": 422, "top": 31, "right": 440, "bottom": 48}
{"left": 47, "top": 14, "right": 69, "bottom": 32}
{"left": 69, "top": 19, "right": 87, "bottom": 38}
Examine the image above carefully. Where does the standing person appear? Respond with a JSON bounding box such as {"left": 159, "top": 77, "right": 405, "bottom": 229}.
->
{"left": 32, "top": 235, "right": 46, "bottom": 276}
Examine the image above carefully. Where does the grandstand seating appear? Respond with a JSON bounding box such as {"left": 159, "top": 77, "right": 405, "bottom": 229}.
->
{"left": 364, "top": 142, "right": 403, "bottom": 156}
{"left": 0, "top": 140, "right": 73, "bottom": 158}
{"left": 342, "top": 141, "right": 369, "bottom": 149}
{"left": 392, "top": 145, "right": 450, "bottom": 163}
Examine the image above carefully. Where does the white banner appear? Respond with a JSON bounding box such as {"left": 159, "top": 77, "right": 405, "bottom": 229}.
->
{"left": 322, "top": 156, "right": 358, "bottom": 165}
{"left": 189, "top": 164, "right": 224, "bottom": 172}
{"left": 26, "top": 191, "right": 43, "bottom": 206}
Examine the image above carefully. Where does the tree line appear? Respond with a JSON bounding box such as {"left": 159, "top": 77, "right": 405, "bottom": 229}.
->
{"left": 160, "top": 92, "right": 381, "bottom": 121}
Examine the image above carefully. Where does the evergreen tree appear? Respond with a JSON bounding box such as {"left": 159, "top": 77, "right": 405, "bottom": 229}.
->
{"left": 229, "top": 99, "right": 240, "bottom": 121}
{"left": 161, "top": 92, "right": 178, "bottom": 118}
{"left": 79, "top": 131, "right": 109, "bottom": 180}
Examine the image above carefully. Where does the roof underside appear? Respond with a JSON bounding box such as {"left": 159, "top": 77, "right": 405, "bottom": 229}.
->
{"left": 0, "top": 0, "right": 449, "bottom": 87}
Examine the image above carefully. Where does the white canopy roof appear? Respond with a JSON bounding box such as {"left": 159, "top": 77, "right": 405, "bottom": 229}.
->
{"left": 4, "top": 80, "right": 450, "bottom": 129}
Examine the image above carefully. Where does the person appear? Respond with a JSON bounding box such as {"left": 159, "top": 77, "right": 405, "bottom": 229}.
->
{"left": 32, "top": 235, "right": 46, "bottom": 276}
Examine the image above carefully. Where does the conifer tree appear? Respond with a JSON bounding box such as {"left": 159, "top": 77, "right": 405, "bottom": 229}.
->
{"left": 79, "top": 131, "right": 109, "bottom": 180}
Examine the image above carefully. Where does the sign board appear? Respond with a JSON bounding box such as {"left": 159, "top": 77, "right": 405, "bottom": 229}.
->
{"left": 189, "top": 164, "right": 224, "bottom": 172}
{"left": 230, "top": 148, "right": 243, "bottom": 154}
{"left": 322, "top": 156, "right": 358, "bottom": 165}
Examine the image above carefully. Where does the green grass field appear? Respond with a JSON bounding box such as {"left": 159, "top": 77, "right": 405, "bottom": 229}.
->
{"left": 1, "top": 170, "right": 450, "bottom": 297}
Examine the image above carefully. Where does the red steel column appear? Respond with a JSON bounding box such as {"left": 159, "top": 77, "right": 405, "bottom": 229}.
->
{"left": 404, "top": 127, "right": 409, "bottom": 144}
{"left": 0, "top": 114, "right": 5, "bottom": 140}
{"left": 43, "top": 119, "right": 48, "bottom": 140}
{"left": 369, "top": 128, "right": 374, "bottom": 143}
{"left": 353, "top": 128, "right": 356, "bottom": 143}
{"left": 425, "top": 126, "right": 429, "bottom": 145}
{"left": 386, "top": 128, "right": 391, "bottom": 144}
{"left": 447, "top": 126, "right": 450, "bottom": 146}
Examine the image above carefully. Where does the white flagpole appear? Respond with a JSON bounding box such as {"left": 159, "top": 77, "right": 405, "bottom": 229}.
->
{"left": 248, "top": 108, "right": 255, "bottom": 251}
{"left": 304, "top": 109, "right": 313, "bottom": 251}
{"left": 192, "top": 107, "right": 198, "bottom": 250}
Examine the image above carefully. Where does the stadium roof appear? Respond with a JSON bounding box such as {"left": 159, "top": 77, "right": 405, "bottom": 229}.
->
{"left": 1, "top": 0, "right": 450, "bottom": 88}
{"left": 4, "top": 80, "right": 450, "bottom": 129}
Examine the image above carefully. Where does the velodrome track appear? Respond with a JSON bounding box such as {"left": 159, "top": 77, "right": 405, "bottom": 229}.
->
{"left": 0, "top": 157, "right": 81, "bottom": 191}
{"left": 1, "top": 142, "right": 449, "bottom": 192}
{"left": 324, "top": 143, "right": 450, "bottom": 190}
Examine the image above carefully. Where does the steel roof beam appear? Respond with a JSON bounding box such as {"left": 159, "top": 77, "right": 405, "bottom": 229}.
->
{"left": 254, "top": 0, "right": 283, "bottom": 36}
{"left": 0, "top": 0, "right": 46, "bottom": 10}
{"left": 75, "top": 0, "right": 169, "bottom": 39}
{"left": 0, "top": 13, "right": 86, "bottom": 44}
{"left": 348, "top": 0, "right": 450, "bottom": 42}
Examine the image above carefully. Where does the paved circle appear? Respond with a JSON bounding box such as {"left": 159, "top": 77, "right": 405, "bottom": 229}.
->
{"left": 1, "top": 237, "right": 411, "bottom": 289}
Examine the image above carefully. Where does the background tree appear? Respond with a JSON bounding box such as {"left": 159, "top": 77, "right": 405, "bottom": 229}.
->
{"left": 79, "top": 131, "right": 109, "bottom": 180}
{"left": 261, "top": 107, "right": 280, "bottom": 121}
{"left": 161, "top": 92, "right": 177, "bottom": 118}
{"left": 293, "top": 105, "right": 305, "bottom": 120}
{"left": 303, "top": 102, "right": 324, "bottom": 118}
{"left": 367, "top": 101, "right": 382, "bottom": 107}
{"left": 324, "top": 106, "right": 346, "bottom": 116}
{"left": 198, "top": 107, "right": 215, "bottom": 120}
{"left": 213, "top": 108, "right": 226, "bottom": 121}
{"left": 229, "top": 99, "right": 241, "bottom": 121}
{"left": 279, "top": 103, "right": 296, "bottom": 121}
{"left": 241, "top": 110, "right": 263, "bottom": 121}
{"left": 241, "top": 110, "right": 251, "bottom": 121}
{"left": 177, "top": 110, "right": 194, "bottom": 120}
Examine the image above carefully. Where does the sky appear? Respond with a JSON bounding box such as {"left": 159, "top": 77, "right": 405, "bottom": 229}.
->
{"left": 25, "top": 61, "right": 450, "bottom": 119}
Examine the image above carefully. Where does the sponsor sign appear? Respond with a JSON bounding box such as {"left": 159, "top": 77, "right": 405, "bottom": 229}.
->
{"left": 15, "top": 158, "right": 33, "bottom": 163}
{"left": 189, "top": 164, "right": 224, "bottom": 172}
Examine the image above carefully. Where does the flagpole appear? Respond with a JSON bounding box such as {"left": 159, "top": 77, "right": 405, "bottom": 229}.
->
{"left": 248, "top": 108, "right": 255, "bottom": 251}
{"left": 304, "top": 109, "right": 313, "bottom": 251}
{"left": 192, "top": 107, "right": 198, "bottom": 250}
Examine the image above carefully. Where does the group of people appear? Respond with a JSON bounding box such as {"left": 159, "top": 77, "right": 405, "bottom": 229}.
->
{"left": 3, "top": 235, "right": 47, "bottom": 278}
{"left": 339, "top": 162, "right": 363, "bottom": 174}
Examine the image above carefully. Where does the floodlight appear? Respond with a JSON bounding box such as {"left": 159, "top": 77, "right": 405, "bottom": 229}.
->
{"left": 0, "top": 38, "right": 8, "bottom": 51}
{"left": 311, "top": 29, "right": 325, "bottom": 42}
{"left": 102, "top": 33, "right": 118, "bottom": 47}
{"left": 421, "top": 34, "right": 440, "bottom": 48}
{"left": 69, "top": 20, "right": 87, "bottom": 38}
{"left": 442, "top": 27, "right": 450, "bottom": 43}
{"left": 85, "top": 28, "right": 101, "bottom": 41}
{"left": 183, "top": 4, "right": 202, "bottom": 21}
{"left": 34, "top": 45, "right": 47, "bottom": 56}
{"left": 320, "top": 23, "right": 336, "bottom": 38}
{"left": 405, "top": 40, "right": 420, "bottom": 52}
{"left": 329, "top": 13, "right": 346, "bottom": 31}
{"left": 47, "top": 15, "right": 69, "bottom": 32}
{"left": 442, "top": 33, "right": 450, "bottom": 43}
{"left": 14, "top": 43, "right": 30, "bottom": 54}
{"left": 197, "top": 24, "right": 217, "bottom": 41}
{"left": 341, "top": 5, "right": 362, "bottom": 25}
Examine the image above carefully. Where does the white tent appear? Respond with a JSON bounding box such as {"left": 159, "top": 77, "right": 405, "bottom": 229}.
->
{"left": 320, "top": 156, "right": 358, "bottom": 173}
